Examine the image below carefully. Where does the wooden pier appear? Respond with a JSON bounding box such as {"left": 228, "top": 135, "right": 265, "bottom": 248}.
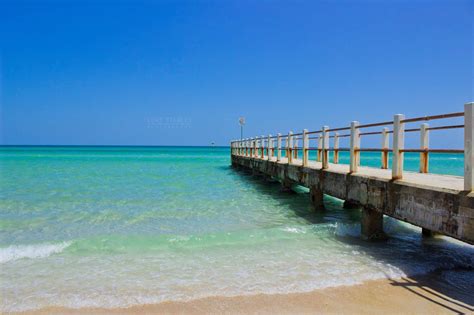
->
{"left": 231, "top": 103, "right": 474, "bottom": 244}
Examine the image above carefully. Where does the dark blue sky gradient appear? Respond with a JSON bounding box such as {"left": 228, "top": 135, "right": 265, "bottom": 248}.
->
{"left": 1, "top": 0, "right": 472, "bottom": 146}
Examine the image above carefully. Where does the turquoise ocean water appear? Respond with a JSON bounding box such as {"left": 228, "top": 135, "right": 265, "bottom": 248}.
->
{"left": 1, "top": 146, "right": 473, "bottom": 312}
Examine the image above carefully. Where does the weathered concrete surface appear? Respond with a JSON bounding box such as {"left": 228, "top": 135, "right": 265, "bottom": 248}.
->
{"left": 421, "top": 228, "right": 439, "bottom": 238}
{"left": 310, "top": 186, "right": 324, "bottom": 210}
{"left": 232, "top": 155, "right": 474, "bottom": 245}
{"left": 361, "top": 207, "right": 386, "bottom": 240}
{"left": 280, "top": 178, "right": 295, "bottom": 193}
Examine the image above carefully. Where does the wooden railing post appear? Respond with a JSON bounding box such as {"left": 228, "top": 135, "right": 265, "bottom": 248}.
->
{"left": 288, "top": 131, "right": 293, "bottom": 164}
{"left": 252, "top": 137, "right": 255, "bottom": 157}
{"left": 294, "top": 137, "right": 299, "bottom": 159}
{"left": 277, "top": 133, "right": 282, "bottom": 162}
{"left": 254, "top": 137, "right": 259, "bottom": 158}
{"left": 381, "top": 128, "right": 389, "bottom": 169}
{"left": 256, "top": 137, "right": 259, "bottom": 158}
{"left": 248, "top": 138, "right": 251, "bottom": 157}
{"left": 303, "top": 129, "right": 309, "bottom": 166}
{"left": 322, "top": 126, "right": 329, "bottom": 169}
{"left": 271, "top": 135, "right": 275, "bottom": 158}
{"left": 350, "top": 121, "right": 360, "bottom": 173}
{"left": 266, "top": 135, "right": 269, "bottom": 158}
{"left": 257, "top": 136, "right": 260, "bottom": 158}
{"left": 333, "top": 132, "right": 339, "bottom": 164}
{"left": 257, "top": 136, "right": 261, "bottom": 158}
{"left": 253, "top": 137, "right": 260, "bottom": 157}
{"left": 420, "top": 123, "right": 429, "bottom": 173}
{"left": 268, "top": 135, "right": 273, "bottom": 159}
{"left": 464, "top": 102, "right": 474, "bottom": 191}
{"left": 261, "top": 135, "right": 265, "bottom": 159}
{"left": 392, "top": 114, "right": 405, "bottom": 179}
{"left": 317, "top": 136, "right": 322, "bottom": 162}
{"left": 250, "top": 138, "right": 254, "bottom": 157}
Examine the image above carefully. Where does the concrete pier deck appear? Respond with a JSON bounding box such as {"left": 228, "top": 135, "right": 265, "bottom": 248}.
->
{"left": 231, "top": 154, "right": 474, "bottom": 244}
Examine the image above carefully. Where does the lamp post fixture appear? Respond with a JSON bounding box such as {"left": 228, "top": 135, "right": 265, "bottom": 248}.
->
{"left": 239, "top": 117, "right": 245, "bottom": 141}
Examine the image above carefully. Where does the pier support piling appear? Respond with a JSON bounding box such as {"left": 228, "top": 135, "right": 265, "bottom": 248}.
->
{"left": 310, "top": 185, "right": 325, "bottom": 210}
{"left": 251, "top": 168, "right": 263, "bottom": 177}
{"left": 280, "top": 179, "right": 294, "bottom": 193}
{"left": 361, "top": 207, "right": 386, "bottom": 241}
{"left": 422, "top": 228, "right": 438, "bottom": 238}
{"left": 343, "top": 200, "right": 359, "bottom": 209}
{"left": 464, "top": 102, "right": 474, "bottom": 191}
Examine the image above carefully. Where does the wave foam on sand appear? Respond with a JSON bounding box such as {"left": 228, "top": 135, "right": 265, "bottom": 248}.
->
{"left": 0, "top": 242, "right": 71, "bottom": 264}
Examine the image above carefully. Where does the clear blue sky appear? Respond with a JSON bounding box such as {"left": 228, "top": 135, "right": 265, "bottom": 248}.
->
{"left": 1, "top": 0, "right": 472, "bottom": 147}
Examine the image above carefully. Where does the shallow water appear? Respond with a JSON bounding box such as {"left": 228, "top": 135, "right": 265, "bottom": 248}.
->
{"left": 1, "top": 146, "right": 473, "bottom": 312}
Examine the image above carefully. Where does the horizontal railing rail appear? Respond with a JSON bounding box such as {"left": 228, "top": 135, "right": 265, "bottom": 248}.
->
{"left": 231, "top": 103, "right": 473, "bottom": 191}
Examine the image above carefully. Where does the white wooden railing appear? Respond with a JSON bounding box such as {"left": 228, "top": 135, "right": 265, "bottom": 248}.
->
{"left": 231, "top": 102, "right": 474, "bottom": 191}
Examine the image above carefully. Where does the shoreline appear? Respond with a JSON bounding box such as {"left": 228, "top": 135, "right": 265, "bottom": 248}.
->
{"left": 18, "top": 270, "right": 474, "bottom": 315}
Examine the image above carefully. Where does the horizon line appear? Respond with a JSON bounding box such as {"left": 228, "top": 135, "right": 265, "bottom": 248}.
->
{"left": 0, "top": 144, "right": 231, "bottom": 148}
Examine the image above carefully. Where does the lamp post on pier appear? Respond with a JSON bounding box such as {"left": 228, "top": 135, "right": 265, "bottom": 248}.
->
{"left": 239, "top": 117, "right": 245, "bottom": 141}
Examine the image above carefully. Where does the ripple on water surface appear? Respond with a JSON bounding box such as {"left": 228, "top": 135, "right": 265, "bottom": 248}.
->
{"left": 0, "top": 147, "right": 473, "bottom": 312}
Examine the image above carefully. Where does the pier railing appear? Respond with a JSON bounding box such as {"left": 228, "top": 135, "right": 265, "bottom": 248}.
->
{"left": 231, "top": 102, "right": 474, "bottom": 191}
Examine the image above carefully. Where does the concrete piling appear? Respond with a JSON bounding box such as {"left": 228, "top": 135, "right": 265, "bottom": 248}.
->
{"left": 361, "top": 207, "right": 386, "bottom": 241}
{"left": 343, "top": 200, "right": 359, "bottom": 209}
{"left": 280, "top": 179, "right": 294, "bottom": 193}
{"left": 421, "top": 228, "right": 438, "bottom": 238}
{"left": 310, "top": 185, "right": 325, "bottom": 210}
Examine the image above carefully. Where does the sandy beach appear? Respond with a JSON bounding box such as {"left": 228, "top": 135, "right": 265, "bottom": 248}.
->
{"left": 21, "top": 270, "right": 474, "bottom": 315}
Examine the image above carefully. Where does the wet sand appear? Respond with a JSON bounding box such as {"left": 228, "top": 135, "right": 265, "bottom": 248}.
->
{"left": 19, "top": 269, "right": 474, "bottom": 315}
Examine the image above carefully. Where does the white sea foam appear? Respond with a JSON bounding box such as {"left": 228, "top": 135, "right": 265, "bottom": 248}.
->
{"left": 0, "top": 242, "right": 71, "bottom": 263}
{"left": 282, "top": 226, "right": 307, "bottom": 234}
